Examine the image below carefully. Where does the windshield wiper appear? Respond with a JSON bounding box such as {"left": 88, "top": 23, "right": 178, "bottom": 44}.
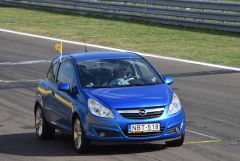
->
{"left": 124, "top": 83, "right": 160, "bottom": 87}
{"left": 86, "top": 83, "right": 160, "bottom": 88}
{"left": 88, "top": 85, "right": 110, "bottom": 88}
{"left": 119, "top": 84, "right": 144, "bottom": 87}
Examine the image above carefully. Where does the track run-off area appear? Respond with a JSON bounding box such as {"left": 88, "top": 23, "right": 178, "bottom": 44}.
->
{"left": 0, "top": 29, "right": 240, "bottom": 161}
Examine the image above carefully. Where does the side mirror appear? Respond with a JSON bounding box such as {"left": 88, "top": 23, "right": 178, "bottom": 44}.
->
{"left": 58, "top": 83, "right": 70, "bottom": 92}
{"left": 163, "top": 76, "right": 174, "bottom": 85}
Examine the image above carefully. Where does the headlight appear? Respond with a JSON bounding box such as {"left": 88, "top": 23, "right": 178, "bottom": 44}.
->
{"left": 88, "top": 98, "right": 115, "bottom": 118}
{"left": 168, "top": 93, "right": 181, "bottom": 115}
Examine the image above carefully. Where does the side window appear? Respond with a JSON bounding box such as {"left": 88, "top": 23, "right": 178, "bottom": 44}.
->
{"left": 47, "top": 62, "right": 60, "bottom": 82}
{"left": 57, "top": 61, "right": 74, "bottom": 87}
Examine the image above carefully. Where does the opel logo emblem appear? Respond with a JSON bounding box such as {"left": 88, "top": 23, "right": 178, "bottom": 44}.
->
{"left": 139, "top": 109, "right": 146, "bottom": 116}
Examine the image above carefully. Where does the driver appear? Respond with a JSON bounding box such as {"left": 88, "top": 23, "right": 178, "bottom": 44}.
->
{"left": 109, "top": 61, "right": 133, "bottom": 86}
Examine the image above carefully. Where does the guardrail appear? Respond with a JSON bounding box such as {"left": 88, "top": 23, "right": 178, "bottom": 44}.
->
{"left": 1, "top": 0, "right": 240, "bottom": 32}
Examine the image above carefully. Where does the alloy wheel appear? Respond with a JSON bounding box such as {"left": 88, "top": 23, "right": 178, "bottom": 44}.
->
{"left": 35, "top": 108, "right": 43, "bottom": 136}
{"left": 73, "top": 119, "right": 82, "bottom": 150}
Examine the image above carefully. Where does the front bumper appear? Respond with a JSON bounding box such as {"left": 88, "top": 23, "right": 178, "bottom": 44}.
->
{"left": 84, "top": 108, "right": 185, "bottom": 143}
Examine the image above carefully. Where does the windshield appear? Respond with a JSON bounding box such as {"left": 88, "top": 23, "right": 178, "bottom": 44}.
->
{"left": 78, "top": 58, "right": 163, "bottom": 88}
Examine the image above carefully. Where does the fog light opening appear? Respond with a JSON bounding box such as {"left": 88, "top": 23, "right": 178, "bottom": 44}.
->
{"left": 181, "top": 121, "right": 184, "bottom": 129}
{"left": 99, "top": 132, "right": 106, "bottom": 138}
{"left": 176, "top": 127, "right": 180, "bottom": 132}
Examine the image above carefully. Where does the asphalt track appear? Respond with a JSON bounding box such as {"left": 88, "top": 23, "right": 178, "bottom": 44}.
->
{"left": 0, "top": 30, "right": 240, "bottom": 161}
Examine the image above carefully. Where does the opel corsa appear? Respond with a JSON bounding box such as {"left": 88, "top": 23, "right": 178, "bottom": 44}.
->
{"left": 34, "top": 52, "right": 186, "bottom": 153}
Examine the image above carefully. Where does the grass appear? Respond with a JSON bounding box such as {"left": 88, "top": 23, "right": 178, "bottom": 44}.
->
{"left": 0, "top": 7, "right": 240, "bottom": 67}
{"left": 201, "top": 0, "right": 240, "bottom": 1}
{"left": 219, "top": 0, "right": 240, "bottom": 2}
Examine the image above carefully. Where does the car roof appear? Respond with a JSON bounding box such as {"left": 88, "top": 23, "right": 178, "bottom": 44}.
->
{"left": 61, "top": 51, "right": 141, "bottom": 62}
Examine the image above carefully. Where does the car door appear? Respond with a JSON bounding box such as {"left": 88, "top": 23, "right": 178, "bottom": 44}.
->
{"left": 53, "top": 59, "right": 77, "bottom": 131}
{"left": 43, "top": 61, "right": 60, "bottom": 124}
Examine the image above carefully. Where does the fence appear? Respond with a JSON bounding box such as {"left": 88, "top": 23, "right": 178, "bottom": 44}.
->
{"left": 1, "top": 0, "right": 240, "bottom": 32}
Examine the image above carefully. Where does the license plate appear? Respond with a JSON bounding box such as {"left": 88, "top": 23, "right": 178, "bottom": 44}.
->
{"left": 128, "top": 123, "right": 160, "bottom": 133}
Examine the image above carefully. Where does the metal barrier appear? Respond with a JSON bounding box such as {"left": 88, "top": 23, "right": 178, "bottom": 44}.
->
{"left": 1, "top": 0, "right": 240, "bottom": 32}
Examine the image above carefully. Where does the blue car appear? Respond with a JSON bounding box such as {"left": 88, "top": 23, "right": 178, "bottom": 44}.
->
{"left": 34, "top": 51, "right": 185, "bottom": 153}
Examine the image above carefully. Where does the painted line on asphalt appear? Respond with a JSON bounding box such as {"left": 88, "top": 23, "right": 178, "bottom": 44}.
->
{"left": 0, "top": 60, "right": 50, "bottom": 66}
{"left": 1, "top": 28, "right": 240, "bottom": 72}
{"left": 184, "top": 139, "right": 223, "bottom": 145}
{"left": 0, "top": 79, "right": 41, "bottom": 83}
{"left": 186, "top": 129, "right": 220, "bottom": 140}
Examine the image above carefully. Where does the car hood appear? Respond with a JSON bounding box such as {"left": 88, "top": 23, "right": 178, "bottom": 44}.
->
{"left": 83, "top": 84, "right": 173, "bottom": 109}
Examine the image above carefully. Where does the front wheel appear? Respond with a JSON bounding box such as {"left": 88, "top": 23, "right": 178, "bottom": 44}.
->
{"left": 166, "top": 133, "right": 185, "bottom": 147}
{"left": 35, "top": 105, "right": 55, "bottom": 139}
{"left": 73, "top": 117, "right": 89, "bottom": 153}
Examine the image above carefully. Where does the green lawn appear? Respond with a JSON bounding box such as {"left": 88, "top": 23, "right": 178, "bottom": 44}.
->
{"left": 210, "top": 0, "right": 240, "bottom": 2}
{"left": 0, "top": 7, "right": 239, "bottom": 67}
{"left": 220, "top": 0, "right": 240, "bottom": 2}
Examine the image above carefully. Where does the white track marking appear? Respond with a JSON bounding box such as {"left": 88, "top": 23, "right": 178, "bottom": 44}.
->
{"left": 0, "top": 29, "right": 228, "bottom": 140}
{"left": 0, "top": 60, "right": 50, "bottom": 66}
{"left": 186, "top": 129, "right": 220, "bottom": 140}
{"left": 1, "top": 28, "right": 240, "bottom": 71}
{"left": 0, "top": 79, "right": 41, "bottom": 83}
{"left": 139, "top": 53, "right": 240, "bottom": 72}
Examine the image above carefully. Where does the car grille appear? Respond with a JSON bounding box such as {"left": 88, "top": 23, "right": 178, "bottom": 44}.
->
{"left": 117, "top": 107, "right": 164, "bottom": 119}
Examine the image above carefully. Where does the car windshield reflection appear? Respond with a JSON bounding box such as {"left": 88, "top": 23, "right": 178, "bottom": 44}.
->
{"left": 78, "top": 58, "right": 163, "bottom": 88}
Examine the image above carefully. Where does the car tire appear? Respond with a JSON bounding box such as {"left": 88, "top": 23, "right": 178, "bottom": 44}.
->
{"left": 35, "top": 105, "right": 55, "bottom": 139}
{"left": 72, "top": 117, "right": 89, "bottom": 153}
{"left": 166, "top": 133, "right": 185, "bottom": 147}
